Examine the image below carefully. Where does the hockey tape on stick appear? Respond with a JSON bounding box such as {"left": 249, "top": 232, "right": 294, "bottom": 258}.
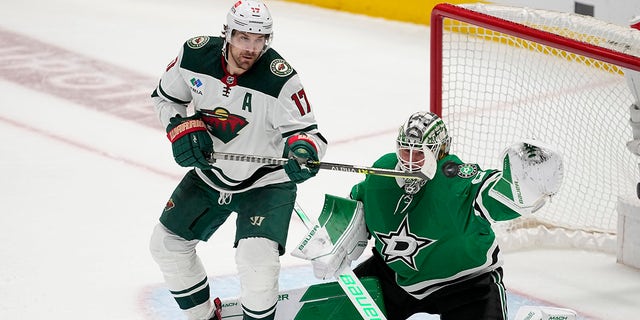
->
{"left": 293, "top": 202, "right": 388, "bottom": 320}
{"left": 210, "top": 151, "right": 433, "bottom": 180}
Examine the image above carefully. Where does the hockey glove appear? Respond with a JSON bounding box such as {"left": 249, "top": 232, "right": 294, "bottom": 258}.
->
{"left": 292, "top": 195, "right": 368, "bottom": 280}
{"left": 166, "top": 112, "right": 214, "bottom": 170}
{"left": 490, "top": 140, "right": 563, "bottom": 214}
{"left": 283, "top": 134, "right": 319, "bottom": 183}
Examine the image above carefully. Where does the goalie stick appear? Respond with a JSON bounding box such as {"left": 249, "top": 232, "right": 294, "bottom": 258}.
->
{"left": 208, "top": 151, "right": 436, "bottom": 180}
{"left": 293, "top": 202, "right": 388, "bottom": 320}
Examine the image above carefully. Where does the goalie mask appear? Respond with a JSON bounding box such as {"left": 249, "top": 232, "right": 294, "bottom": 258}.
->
{"left": 397, "top": 111, "right": 451, "bottom": 173}
{"left": 223, "top": 0, "right": 273, "bottom": 58}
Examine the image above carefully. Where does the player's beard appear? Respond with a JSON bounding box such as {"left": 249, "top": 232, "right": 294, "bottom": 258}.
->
{"left": 229, "top": 47, "right": 259, "bottom": 72}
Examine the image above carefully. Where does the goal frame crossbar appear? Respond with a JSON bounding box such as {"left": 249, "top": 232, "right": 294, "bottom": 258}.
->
{"left": 429, "top": 3, "right": 640, "bottom": 116}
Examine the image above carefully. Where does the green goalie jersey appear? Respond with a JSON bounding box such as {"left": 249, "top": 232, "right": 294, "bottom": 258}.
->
{"left": 152, "top": 36, "right": 327, "bottom": 192}
{"left": 350, "top": 153, "right": 521, "bottom": 299}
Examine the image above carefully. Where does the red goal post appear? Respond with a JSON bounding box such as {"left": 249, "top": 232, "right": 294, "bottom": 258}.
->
{"left": 430, "top": 3, "right": 640, "bottom": 252}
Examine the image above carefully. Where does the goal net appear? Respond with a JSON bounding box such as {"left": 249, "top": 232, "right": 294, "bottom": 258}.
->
{"left": 430, "top": 3, "right": 640, "bottom": 252}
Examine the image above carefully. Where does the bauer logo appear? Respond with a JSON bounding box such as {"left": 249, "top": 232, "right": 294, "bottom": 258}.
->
{"left": 298, "top": 224, "right": 320, "bottom": 251}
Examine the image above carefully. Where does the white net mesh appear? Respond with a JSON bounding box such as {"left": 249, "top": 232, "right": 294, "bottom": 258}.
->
{"left": 435, "top": 4, "right": 640, "bottom": 250}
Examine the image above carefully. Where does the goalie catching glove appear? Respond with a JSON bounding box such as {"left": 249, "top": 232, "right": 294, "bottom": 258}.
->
{"left": 166, "top": 112, "right": 214, "bottom": 170}
{"left": 292, "top": 195, "right": 369, "bottom": 280}
{"left": 489, "top": 140, "right": 564, "bottom": 215}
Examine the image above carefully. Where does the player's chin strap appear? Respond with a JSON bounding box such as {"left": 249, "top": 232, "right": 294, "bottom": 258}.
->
{"left": 293, "top": 202, "right": 388, "bottom": 320}
{"left": 208, "top": 151, "right": 436, "bottom": 180}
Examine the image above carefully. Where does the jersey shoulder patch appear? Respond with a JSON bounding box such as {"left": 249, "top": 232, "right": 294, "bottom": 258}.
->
{"left": 186, "top": 36, "right": 210, "bottom": 49}
{"left": 440, "top": 155, "right": 481, "bottom": 179}
{"left": 269, "top": 58, "right": 293, "bottom": 77}
{"left": 457, "top": 163, "right": 479, "bottom": 178}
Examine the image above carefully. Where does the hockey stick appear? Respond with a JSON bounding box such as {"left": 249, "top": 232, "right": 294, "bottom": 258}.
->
{"left": 210, "top": 151, "right": 435, "bottom": 180}
{"left": 293, "top": 202, "right": 387, "bottom": 320}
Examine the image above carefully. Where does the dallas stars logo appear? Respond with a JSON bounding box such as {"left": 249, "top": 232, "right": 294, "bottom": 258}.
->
{"left": 374, "top": 216, "right": 435, "bottom": 270}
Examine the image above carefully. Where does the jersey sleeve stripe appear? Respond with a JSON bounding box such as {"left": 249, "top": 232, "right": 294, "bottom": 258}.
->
{"left": 157, "top": 80, "right": 191, "bottom": 105}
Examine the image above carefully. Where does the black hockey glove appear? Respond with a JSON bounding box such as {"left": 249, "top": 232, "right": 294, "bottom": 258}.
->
{"left": 166, "top": 112, "right": 214, "bottom": 170}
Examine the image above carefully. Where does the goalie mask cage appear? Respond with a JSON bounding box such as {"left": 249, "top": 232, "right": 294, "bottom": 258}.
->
{"left": 430, "top": 3, "right": 640, "bottom": 252}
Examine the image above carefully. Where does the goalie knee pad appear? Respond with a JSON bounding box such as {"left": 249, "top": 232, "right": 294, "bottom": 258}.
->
{"left": 236, "top": 237, "right": 280, "bottom": 318}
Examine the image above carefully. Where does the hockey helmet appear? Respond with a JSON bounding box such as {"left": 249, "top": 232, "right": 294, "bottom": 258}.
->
{"left": 224, "top": 0, "right": 273, "bottom": 56}
{"left": 396, "top": 111, "right": 451, "bottom": 172}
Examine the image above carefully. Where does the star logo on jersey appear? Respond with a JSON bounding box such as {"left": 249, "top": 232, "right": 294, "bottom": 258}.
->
{"left": 374, "top": 216, "right": 435, "bottom": 271}
{"left": 200, "top": 107, "right": 248, "bottom": 143}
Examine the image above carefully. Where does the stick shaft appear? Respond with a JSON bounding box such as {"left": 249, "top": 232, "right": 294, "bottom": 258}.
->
{"left": 211, "top": 151, "right": 425, "bottom": 180}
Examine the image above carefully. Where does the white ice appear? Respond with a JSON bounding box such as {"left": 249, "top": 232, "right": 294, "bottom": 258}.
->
{"left": 0, "top": 0, "right": 639, "bottom": 319}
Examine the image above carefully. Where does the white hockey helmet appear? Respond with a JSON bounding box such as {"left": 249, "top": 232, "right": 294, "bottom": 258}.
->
{"left": 396, "top": 111, "right": 451, "bottom": 172}
{"left": 224, "top": 0, "right": 273, "bottom": 56}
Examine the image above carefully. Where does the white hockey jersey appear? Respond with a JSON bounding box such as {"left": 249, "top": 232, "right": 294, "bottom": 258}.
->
{"left": 152, "top": 36, "right": 327, "bottom": 192}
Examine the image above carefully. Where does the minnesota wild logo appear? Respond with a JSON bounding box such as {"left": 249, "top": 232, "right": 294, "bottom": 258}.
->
{"left": 164, "top": 198, "right": 175, "bottom": 212}
{"left": 200, "top": 107, "right": 248, "bottom": 143}
{"left": 270, "top": 59, "right": 293, "bottom": 77}
{"left": 187, "top": 36, "right": 209, "bottom": 49}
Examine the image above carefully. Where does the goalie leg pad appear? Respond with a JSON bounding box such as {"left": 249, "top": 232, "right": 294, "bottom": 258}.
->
{"left": 236, "top": 237, "right": 280, "bottom": 319}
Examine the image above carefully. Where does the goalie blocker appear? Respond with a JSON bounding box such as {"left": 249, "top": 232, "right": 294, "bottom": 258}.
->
{"left": 292, "top": 194, "right": 369, "bottom": 280}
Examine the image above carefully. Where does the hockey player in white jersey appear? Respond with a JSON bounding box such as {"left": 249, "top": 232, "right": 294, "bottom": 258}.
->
{"left": 148, "top": 1, "right": 327, "bottom": 320}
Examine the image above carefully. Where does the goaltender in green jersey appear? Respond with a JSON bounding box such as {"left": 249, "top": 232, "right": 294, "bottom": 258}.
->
{"left": 294, "top": 111, "right": 566, "bottom": 319}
